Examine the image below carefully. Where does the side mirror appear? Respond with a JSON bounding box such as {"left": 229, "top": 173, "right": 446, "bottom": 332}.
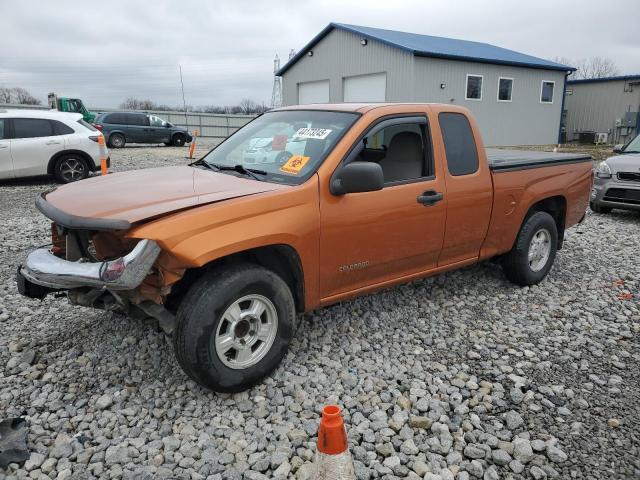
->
{"left": 331, "top": 161, "right": 384, "bottom": 195}
{"left": 165, "top": 123, "right": 171, "bottom": 128}
{"left": 613, "top": 144, "right": 624, "bottom": 154}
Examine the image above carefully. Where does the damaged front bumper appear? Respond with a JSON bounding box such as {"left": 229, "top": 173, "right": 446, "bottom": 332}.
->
{"left": 17, "top": 239, "right": 161, "bottom": 297}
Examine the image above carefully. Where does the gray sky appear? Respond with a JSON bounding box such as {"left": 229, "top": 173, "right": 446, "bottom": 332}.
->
{"left": 2, "top": 0, "right": 638, "bottom": 108}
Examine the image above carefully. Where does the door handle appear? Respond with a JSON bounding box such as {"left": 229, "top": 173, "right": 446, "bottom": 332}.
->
{"left": 45, "top": 141, "right": 61, "bottom": 145}
{"left": 417, "top": 190, "right": 443, "bottom": 206}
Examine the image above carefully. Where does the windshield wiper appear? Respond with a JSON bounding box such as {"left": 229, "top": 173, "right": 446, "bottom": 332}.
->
{"left": 209, "top": 163, "right": 267, "bottom": 181}
{"left": 190, "top": 158, "right": 217, "bottom": 171}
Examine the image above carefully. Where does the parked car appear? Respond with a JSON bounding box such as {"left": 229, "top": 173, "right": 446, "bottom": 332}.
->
{"left": 590, "top": 152, "right": 640, "bottom": 213}
{"left": 17, "top": 103, "right": 592, "bottom": 392}
{"left": 94, "top": 112, "right": 192, "bottom": 148}
{"left": 0, "top": 109, "right": 108, "bottom": 183}
{"left": 612, "top": 133, "right": 640, "bottom": 155}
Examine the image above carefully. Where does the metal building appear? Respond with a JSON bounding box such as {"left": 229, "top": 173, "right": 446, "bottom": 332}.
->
{"left": 564, "top": 75, "right": 640, "bottom": 145}
{"left": 277, "top": 23, "right": 574, "bottom": 146}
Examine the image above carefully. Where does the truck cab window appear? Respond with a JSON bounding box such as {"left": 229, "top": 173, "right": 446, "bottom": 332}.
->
{"left": 439, "top": 113, "right": 479, "bottom": 176}
{"left": 361, "top": 122, "right": 428, "bottom": 183}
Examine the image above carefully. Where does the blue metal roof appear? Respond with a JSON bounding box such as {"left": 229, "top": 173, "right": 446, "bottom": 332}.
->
{"left": 277, "top": 23, "right": 574, "bottom": 76}
{"left": 567, "top": 75, "right": 640, "bottom": 85}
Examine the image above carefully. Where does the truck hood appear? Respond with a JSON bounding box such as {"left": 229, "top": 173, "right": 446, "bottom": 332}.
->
{"left": 42, "top": 166, "right": 288, "bottom": 225}
{"left": 605, "top": 153, "right": 640, "bottom": 172}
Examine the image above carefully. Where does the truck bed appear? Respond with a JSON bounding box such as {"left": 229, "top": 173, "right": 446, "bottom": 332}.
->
{"left": 486, "top": 149, "right": 592, "bottom": 172}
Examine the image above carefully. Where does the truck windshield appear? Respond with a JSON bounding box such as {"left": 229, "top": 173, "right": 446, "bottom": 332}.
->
{"left": 199, "top": 110, "right": 359, "bottom": 184}
{"left": 623, "top": 134, "right": 640, "bottom": 153}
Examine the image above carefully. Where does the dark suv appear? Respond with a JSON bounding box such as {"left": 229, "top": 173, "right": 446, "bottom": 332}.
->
{"left": 94, "top": 112, "right": 192, "bottom": 148}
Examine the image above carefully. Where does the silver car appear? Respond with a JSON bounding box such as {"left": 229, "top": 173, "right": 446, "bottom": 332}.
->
{"left": 591, "top": 147, "right": 640, "bottom": 214}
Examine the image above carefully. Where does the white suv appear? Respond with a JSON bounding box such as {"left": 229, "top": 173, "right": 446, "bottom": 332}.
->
{"left": 0, "top": 109, "right": 109, "bottom": 183}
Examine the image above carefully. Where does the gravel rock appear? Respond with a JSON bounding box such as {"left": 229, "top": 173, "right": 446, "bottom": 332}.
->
{"left": 504, "top": 410, "right": 524, "bottom": 430}
{"left": 546, "top": 445, "right": 568, "bottom": 463}
{"left": 512, "top": 437, "right": 534, "bottom": 464}
{"left": 0, "top": 151, "right": 638, "bottom": 480}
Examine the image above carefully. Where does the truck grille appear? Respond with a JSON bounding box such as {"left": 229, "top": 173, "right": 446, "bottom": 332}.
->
{"left": 604, "top": 188, "right": 640, "bottom": 205}
{"left": 617, "top": 172, "right": 640, "bottom": 182}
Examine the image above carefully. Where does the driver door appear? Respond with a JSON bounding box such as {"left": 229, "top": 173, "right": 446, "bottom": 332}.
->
{"left": 148, "top": 115, "right": 172, "bottom": 143}
{"left": 318, "top": 115, "right": 447, "bottom": 301}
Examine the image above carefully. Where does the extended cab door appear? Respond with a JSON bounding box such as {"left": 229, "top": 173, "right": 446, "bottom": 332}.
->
{"left": 435, "top": 110, "right": 493, "bottom": 266}
{"left": 318, "top": 114, "right": 447, "bottom": 301}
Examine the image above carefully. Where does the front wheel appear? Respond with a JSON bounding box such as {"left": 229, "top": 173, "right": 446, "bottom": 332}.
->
{"left": 172, "top": 134, "right": 186, "bottom": 147}
{"left": 501, "top": 211, "right": 558, "bottom": 286}
{"left": 173, "top": 264, "right": 295, "bottom": 392}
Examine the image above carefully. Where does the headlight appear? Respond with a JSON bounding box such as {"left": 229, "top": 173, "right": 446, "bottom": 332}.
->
{"left": 596, "top": 161, "right": 612, "bottom": 179}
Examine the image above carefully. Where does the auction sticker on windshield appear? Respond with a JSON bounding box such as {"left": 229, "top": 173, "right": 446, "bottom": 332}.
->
{"left": 293, "top": 128, "right": 332, "bottom": 140}
{"left": 280, "top": 155, "right": 310, "bottom": 174}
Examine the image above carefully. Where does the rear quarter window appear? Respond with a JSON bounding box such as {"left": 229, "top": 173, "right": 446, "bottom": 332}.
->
{"left": 77, "top": 119, "right": 97, "bottom": 132}
{"left": 52, "top": 120, "right": 75, "bottom": 135}
{"left": 439, "top": 112, "right": 479, "bottom": 176}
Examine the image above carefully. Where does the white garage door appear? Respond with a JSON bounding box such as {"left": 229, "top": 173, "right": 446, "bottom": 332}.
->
{"left": 298, "top": 80, "right": 330, "bottom": 104}
{"left": 343, "top": 72, "right": 387, "bottom": 102}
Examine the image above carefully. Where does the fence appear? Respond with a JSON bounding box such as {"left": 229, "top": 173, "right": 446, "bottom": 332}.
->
{"left": 0, "top": 104, "right": 257, "bottom": 139}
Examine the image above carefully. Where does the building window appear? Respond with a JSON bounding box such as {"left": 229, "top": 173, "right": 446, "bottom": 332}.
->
{"left": 497, "top": 77, "right": 513, "bottom": 102}
{"left": 465, "top": 74, "right": 483, "bottom": 100}
{"left": 540, "top": 81, "right": 555, "bottom": 103}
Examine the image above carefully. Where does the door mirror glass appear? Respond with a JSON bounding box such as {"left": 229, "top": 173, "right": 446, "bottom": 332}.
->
{"left": 613, "top": 144, "right": 624, "bottom": 154}
{"left": 331, "top": 161, "right": 384, "bottom": 195}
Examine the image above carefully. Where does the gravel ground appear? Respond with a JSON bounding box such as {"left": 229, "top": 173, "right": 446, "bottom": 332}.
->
{"left": 1, "top": 143, "right": 639, "bottom": 480}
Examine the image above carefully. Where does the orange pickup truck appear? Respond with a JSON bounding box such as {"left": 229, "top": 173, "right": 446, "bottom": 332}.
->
{"left": 18, "top": 103, "right": 593, "bottom": 392}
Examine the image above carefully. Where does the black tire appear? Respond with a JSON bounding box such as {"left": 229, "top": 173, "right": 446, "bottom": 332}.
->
{"left": 173, "top": 263, "right": 295, "bottom": 392}
{"left": 501, "top": 211, "right": 558, "bottom": 286}
{"left": 53, "top": 154, "right": 90, "bottom": 183}
{"left": 590, "top": 201, "right": 612, "bottom": 214}
{"left": 108, "top": 133, "right": 125, "bottom": 148}
{"left": 172, "top": 134, "right": 186, "bottom": 147}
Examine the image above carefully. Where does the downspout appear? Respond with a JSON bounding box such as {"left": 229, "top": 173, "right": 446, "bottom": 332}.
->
{"left": 557, "top": 71, "right": 570, "bottom": 144}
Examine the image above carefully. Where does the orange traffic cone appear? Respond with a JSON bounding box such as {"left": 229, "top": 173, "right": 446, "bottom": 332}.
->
{"left": 188, "top": 129, "right": 199, "bottom": 159}
{"left": 98, "top": 135, "right": 108, "bottom": 175}
{"left": 315, "top": 405, "right": 355, "bottom": 479}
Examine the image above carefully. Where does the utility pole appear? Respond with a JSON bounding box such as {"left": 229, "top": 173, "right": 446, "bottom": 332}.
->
{"left": 179, "top": 65, "right": 188, "bottom": 127}
{"left": 270, "top": 55, "right": 283, "bottom": 109}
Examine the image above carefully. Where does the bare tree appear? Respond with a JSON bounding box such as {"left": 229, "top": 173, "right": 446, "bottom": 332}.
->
{"left": 0, "top": 87, "right": 12, "bottom": 104}
{"left": 575, "top": 56, "right": 619, "bottom": 79}
{"left": 119, "top": 97, "right": 157, "bottom": 110}
{"left": 117, "top": 97, "right": 268, "bottom": 114}
{"left": 0, "top": 87, "right": 41, "bottom": 105}
{"left": 13, "top": 87, "right": 41, "bottom": 105}
{"left": 553, "top": 56, "right": 620, "bottom": 80}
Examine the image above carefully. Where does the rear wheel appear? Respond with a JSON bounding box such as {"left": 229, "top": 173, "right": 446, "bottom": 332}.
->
{"left": 53, "top": 155, "right": 89, "bottom": 183}
{"left": 108, "top": 133, "right": 125, "bottom": 148}
{"left": 172, "top": 133, "right": 186, "bottom": 147}
{"left": 590, "top": 201, "right": 612, "bottom": 214}
{"left": 501, "top": 211, "right": 558, "bottom": 286}
{"left": 173, "top": 263, "right": 295, "bottom": 392}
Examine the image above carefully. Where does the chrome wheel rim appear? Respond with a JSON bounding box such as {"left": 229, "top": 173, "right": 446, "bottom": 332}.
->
{"left": 60, "top": 158, "right": 86, "bottom": 182}
{"left": 112, "top": 136, "right": 124, "bottom": 147}
{"left": 528, "top": 228, "right": 551, "bottom": 272}
{"left": 214, "top": 294, "right": 278, "bottom": 370}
